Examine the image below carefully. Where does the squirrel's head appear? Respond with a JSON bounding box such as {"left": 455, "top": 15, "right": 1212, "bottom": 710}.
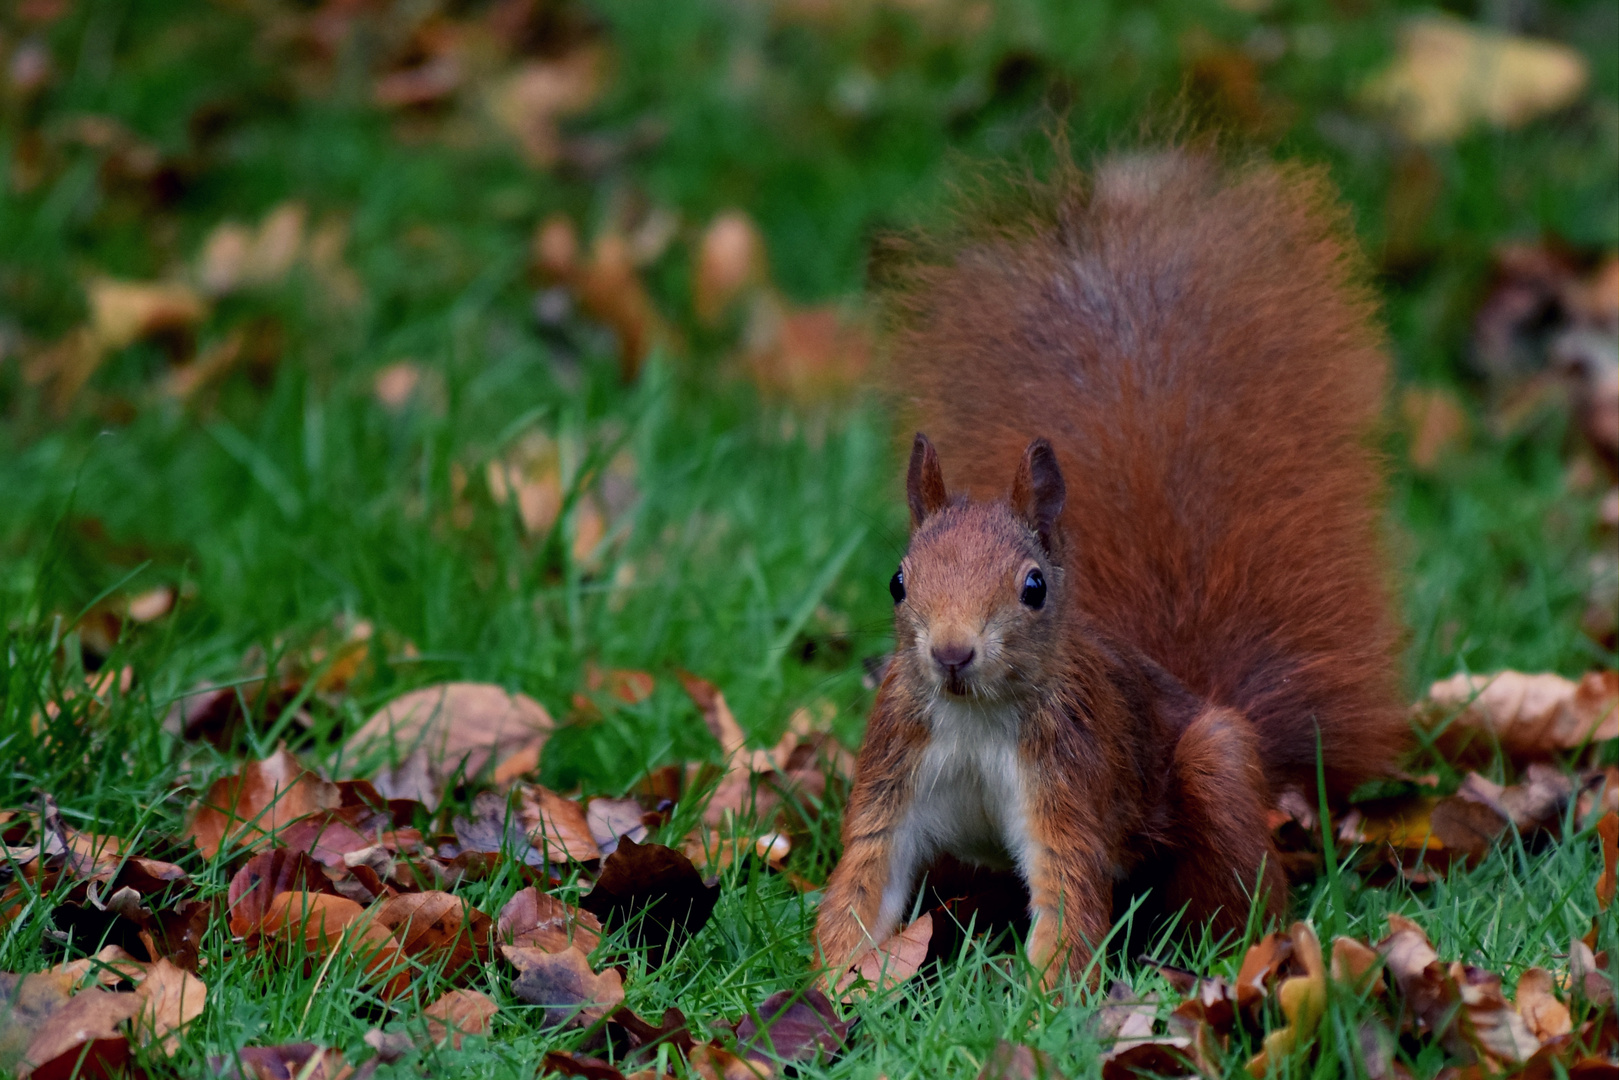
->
{"left": 890, "top": 432, "right": 1067, "bottom": 704}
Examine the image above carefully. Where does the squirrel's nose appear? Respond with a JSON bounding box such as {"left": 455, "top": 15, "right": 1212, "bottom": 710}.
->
{"left": 930, "top": 642, "right": 976, "bottom": 673}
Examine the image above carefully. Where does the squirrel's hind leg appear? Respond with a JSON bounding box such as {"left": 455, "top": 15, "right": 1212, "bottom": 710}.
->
{"left": 1160, "top": 706, "right": 1287, "bottom": 943}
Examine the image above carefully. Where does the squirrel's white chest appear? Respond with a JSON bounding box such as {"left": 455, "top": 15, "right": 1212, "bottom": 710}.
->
{"left": 905, "top": 699, "right": 1032, "bottom": 869}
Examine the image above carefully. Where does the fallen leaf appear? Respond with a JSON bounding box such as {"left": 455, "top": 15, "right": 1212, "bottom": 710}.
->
{"left": 586, "top": 797, "right": 650, "bottom": 857}
{"left": 498, "top": 887, "right": 603, "bottom": 954}
{"left": 130, "top": 958, "right": 205, "bottom": 1055}
{"left": 1454, "top": 962, "right": 1541, "bottom": 1063}
{"left": 197, "top": 203, "right": 307, "bottom": 297}
{"left": 184, "top": 748, "right": 341, "bottom": 859}
{"left": 510, "top": 945, "right": 624, "bottom": 1029}
{"left": 1401, "top": 386, "right": 1468, "bottom": 470}
{"left": 489, "top": 47, "right": 606, "bottom": 168}
{"left": 1330, "top": 936, "right": 1385, "bottom": 996}
{"left": 87, "top": 277, "right": 207, "bottom": 352}
{"left": 1363, "top": 15, "right": 1588, "bottom": 142}
{"left": 743, "top": 299, "right": 871, "bottom": 404}
{"left": 1246, "top": 922, "right": 1326, "bottom": 1076}
{"left": 572, "top": 230, "right": 666, "bottom": 381}
{"left": 689, "top": 1043, "right": 766, "bottom": 1080}
{"left": 373, "top": 892, "right": 491, "bottom": 975}
{"left": 424, "top": 988, "right": 496, "bottom": 1048}
{"left": 837, "top": 912, "right": 932, "bottom": 998}
{"left": 694, "top": 211, "right": 767, "bottom": 325}
{"left": 1235, "top": 932, "right": 1293, "bottom": 1013}
{"left": 1378, "top": 914, "right": 1468, "bottom": 1054}
{"left": 1420, "top": 670, "right": 1618, "bottom": 762}
{"left": 373, "top": 361, "right": 424, "bottom": 411}
{"left": 50, "top": 946, "right": 144, "bottom": 991}
{"left": 227, "top": 849, "right": 339, "bottom": 937}
{"left": 735, "top": 988, "right": 849, "bottom": 1069}
{"left": 514, "top": 784, "right": 601, "bottom": 862}
{"left": 125, "top": 586, "right": 175, "bottom": 623}
{"left": 1516, "top": 967, "right": 1571, "bottom": 1042}
{"left": 579, "top": 837, "right": 719, "bottom": 967}
{"left": 0, "top": 972, "right": 77, "bottom": 1073}
{"left": 258, "top": 892, "right": 409, "bottom": 998}
{"left": 346, "top": 683, "right": 555, "bottom": 809}
{"left": 211, "top": 1044, "right": 349, "bottom": 1080}
{"left": 979, "top": 1042, "right": 1067, "bottom": 1079}
{"left": 19, "top": 988, "right": 140, "bottom": 1079}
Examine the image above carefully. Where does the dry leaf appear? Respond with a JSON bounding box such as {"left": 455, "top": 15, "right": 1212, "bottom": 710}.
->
{"left": 490, "top": 48, "right": 605, "bottom": 168}
{"left": 259, "top": 892, "right": 409, "bottom": 998}
{"left": 0, "top": 971, "right": 78, "bottom": 1074}
{"left": 214, "top": 1044, "right": 350, "bottom": 1080}
{"left": 346, "top": 683, "right": 555, "bottom": 809}
{"left": 197, "top": 203, "right": 307, "bottom": 297}
{"left": 18, "top": 988, "right": 139, "bottom": 1079}
{"left": 690, "top": 1043, "right": 768, "bottom": 1080}
{"left": 980, "top": 1042, "right": 1068, "bottom": 1079}
{"left": 514, "top": 784, "right": 601, "bottom": 862}
{"left": 579, "top": 836, "right": 719, "bottom": 967}
{"left": 1363, "top": 16, "right": 1588, "bottom": 142}
{"left": 1421, "top": 670, "right": 1618, "bottom": 761}
{"left": 1453, "top": 962, "right": 1541, "bottom": 1063}
{"left": 227, "top": 849, "right": 339, "bottom": 937}
{"left": 743, "top": 298, "right": 871, "bottom": 403}
{"left": 424, "top": 988, "right": 496, "bottom": 1048}
{"left": 130, "top": 958, "right": 206, "bottom": 1055}
{"left": 1597, "top": 810, "right": 1617, "bottom": 911}
{"left": 184, "top": 748, "right": 341, "bottom": 859}
{"left": 373, "top": 892, "right": 491, "bottom": 975}
{"left": 1246, "top": 922, "right": 1326, "bottom": 1076}
{"left": 50, "top": 946, "right": 145, "bottom": 991}
{"left": 1401, "top": 386, "right": 1468, "bottom": 470}
{"left": 126, "top": 586, "right": 175, "bottom": 623}
{"left": 1515, "top": 967, "right": 1571, "bottom": 1042}
{"left": 498, "top": 887, "right": 603, "bottom": 954}
{"left": 694, "top": 211, "right": 767, "bottom": 325}
{"left": 373, "top": 362, "right": 424, "bottom": 411}
{"left": 734, "top": 988, "right": 849, "bottom": 1069}
{"left": 837, "top": 912, "right": 932, "bottom": 998}
{"left": 87, "top": 278, "right": 207, "bottom": 352}
{"left": 510, "top": 945, "right": 624, "bottom": 1029}
{"left": 1330, "top": 936, "right": 1385, "bottom": 995}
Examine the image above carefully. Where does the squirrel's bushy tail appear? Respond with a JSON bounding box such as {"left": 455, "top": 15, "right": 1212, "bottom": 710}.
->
{"left": 886, "top": 148, "right": 1405, "bottom": 798}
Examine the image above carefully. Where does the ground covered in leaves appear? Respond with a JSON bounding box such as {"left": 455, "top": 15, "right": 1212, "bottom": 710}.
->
{"left": 1, "top": 0, "right": 1617, "bottom": 1077}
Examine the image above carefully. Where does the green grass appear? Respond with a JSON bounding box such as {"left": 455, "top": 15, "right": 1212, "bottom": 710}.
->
{"left": 1, "top": 0, "right": 1616, "bottom": 1075}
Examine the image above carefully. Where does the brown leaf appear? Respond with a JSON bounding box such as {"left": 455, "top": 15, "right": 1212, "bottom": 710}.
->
{"left": 346, "top": 683, "right": 555, "bottom": 809}
{"left": 689, "top": 1043, "right": 767, "bottom": 1080}
{"left": 498, "top": 886, "right": 603, "bottom": 954}
{"left": 1401, "top": 387, "right": 1468, "bottom": 471}
{"left": 980, "top": 1042, "right": 1067, "bottom": 1079}
{"left": 275, "top": 810, "right": 378, "bottom": 868}
{"left": 743, "top": 299, "right": 871, "bottom": 404}
{"left": 1377, "top": 914, "right": 1468, "bottom": 1054}
{"left": 735, "top": 988, "right": 848, "bottom": 1068}
{"left": 837, "top": 912, "right": 931, "bottom": 998}
{"left": 1235, "top": 932, "right": 1293, "bottom": 1012}
{"left": 20, "top": 988, "right": 140, "bottom": 1079}
{"left": 372, "top": 892, "right": 491, "bottom": 975}
{"left": 0, "top": 972, "right": 78, "bottom": 1073}
{"left": 1246, "top": 922, "right": 1326, "bottom": 1076}
{"left": 86, "top": 277, "right": 207, "bottom": 352}
{"left": 184, "top": 747, "right": 341, "bottom": 859}
{"left": 578, "top": 836, "right": 719, "bottom": 967}
{"left": 227, "top": 849, "right": 339, "bottom": 938}
{"left": 50, "top": 946, "right": 144, "bottom": 991}
{"left": 573, "top": 230, "right": 666, "bottom": 381}
{"left": 1597, "top": 810, "right": 1617, "bottom": 911}
{"left": 510, "top": 945, "right": 624, "bottom": 1029}
{"left": 424, "top": 988, "right": 496, "bottom": 1048}
{"left": 1457, "top": 765, "right": 1573, "bottom": 833}
{"left": 1515, "top": 968, "right": 1571, "bottom": 1042}
{"left": 490, "top": 48, "right": 606, "bottom": 168}
{"left": 694, "top": 212, "right": 767, "bottom": 325}
{"left": 1362, "top": 16, "right": 1588, "bottom": 143}
{"left": 212, "top": 1044, "right": 350, "bottom": 1080}
{"left": 514, "top": 784, "right": 601, "bottom": 862}
{"left": 130, "top": 958, "right": 206, "bottom": 1055}
{"left": 1421, "top": 670, "right": 1618, "bottom": 761}
{"left": 1453, "top": 962, "right": 1541, "bottom": 1063}
{"left": 1330, "top": 936, "right": 1385, "bottom": 995}
{"left": 258, "top": 892, "right": 409, "bottom": 998}
{"left": 587, "top": 797, "right": 650, "bottom": 857}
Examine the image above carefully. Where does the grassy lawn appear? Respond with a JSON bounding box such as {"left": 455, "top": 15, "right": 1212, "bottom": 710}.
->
{"left": 1, "top": 0, "right": 1616, "bottom": 1077}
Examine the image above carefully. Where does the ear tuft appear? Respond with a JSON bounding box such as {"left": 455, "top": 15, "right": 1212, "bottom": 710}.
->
{"left": 1010, "top": 438, "right": 1066, "bottom": 552}
{"left": 906, "top": 433, "right": 950, "bottom": 527}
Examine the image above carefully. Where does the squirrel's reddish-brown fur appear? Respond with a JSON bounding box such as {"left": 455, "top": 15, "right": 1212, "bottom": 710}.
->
{"left": 815, "top": 147, "right": 1407, "bottom": 987}
{"left": 888, "top": 148, "right": 1404, "bottom": 799}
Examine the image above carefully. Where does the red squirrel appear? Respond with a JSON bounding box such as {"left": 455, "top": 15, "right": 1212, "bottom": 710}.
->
{"left": 814, "top": 148, "right": 1407, "bottom": 986}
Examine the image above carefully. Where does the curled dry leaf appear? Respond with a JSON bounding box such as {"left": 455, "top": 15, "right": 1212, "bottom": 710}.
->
{"left": 1362, "top": 15, "right": 1588, "bottom": 142}
{"left": 1330, "top": 936, "right": 1384, "bottom": 995}
{"left": 1421, "top": 670, "right": 1618, "bottom": 762}
{"left": 345, "top": 683, "right": 555, "bottom": 809}
{"left": 424, "top": 988, "right": 496, "bottom": 1048}
{"left": 1453, "top": 962, "right": 1541, "bottom": 1063}
{"left": 498, "top": 886, "right": 602, "bottom": 954}
{"left": 837, "top": 912, "right": 931, "bottom": 999}
{"left": 1246, "top": 922, "right": 1326, "bottom": 1077}
{"left": 184, "top": 748, "right": 341, "bottom": 859}
{"left": 510, "top": 945, "right": 624, "bottom": 1029}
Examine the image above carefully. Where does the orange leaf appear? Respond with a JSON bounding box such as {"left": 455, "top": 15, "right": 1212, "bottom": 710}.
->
{"left": 183, "top": 748, "right": 340, "bottom": 859}
{"left": 424, "top": 989, "right": 496, "bottom": 1048}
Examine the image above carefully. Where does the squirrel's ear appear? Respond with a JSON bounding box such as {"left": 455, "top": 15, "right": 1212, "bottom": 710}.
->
{"left": 907, "top": 433, "right": 949, "bottom": 527}
{"left": 1010, "top": 438, "right": 1066, "bottom": 552}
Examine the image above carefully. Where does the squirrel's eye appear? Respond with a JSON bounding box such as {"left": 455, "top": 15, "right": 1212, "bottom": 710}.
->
{"left": 889, "top": 568, "right": 906, "bottom": 604}
{"left": 1020, "top": 568, "right": 1046, "bottom": 609}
